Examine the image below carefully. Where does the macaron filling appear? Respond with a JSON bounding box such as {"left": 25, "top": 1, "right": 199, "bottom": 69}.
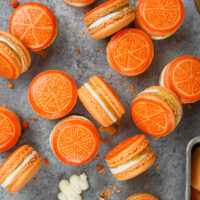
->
{"left": 142, "top": 89, "right": 181, "bottom": 123}
{"left": 0, "top": 37, "right": 26, "bottom": 72}
{"left": 84, "top": 82, "right": 117, "bottom": 122}
{"left": 151, "top": 35, "right": 170, "bottom": 40}
{"left": 88, "top": 6, "right": 129, "bottom": 29}
{"left": 110, "top": 146, "right": 151, "bottom": 174}
{"left": 1, "top": 150, "right": 37, "bottom": 188}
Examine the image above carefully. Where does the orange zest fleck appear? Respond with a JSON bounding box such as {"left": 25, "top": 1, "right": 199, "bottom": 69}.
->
{"left": 104, "top": 188, "right": 112, "bottom": 196}
{"left": 187, "top": 104, "right": 192, "bottom": 110}
{"left": 44, "top": 159, "right": 49, "bottom": 166}
{"left": 105, "top": 126, "right": 117, "bottom": 135}
{"left": 80, "top": 30, "right": 84, "bottom": 35}
{"left": 32, "top": 118, "right": 39, "bottom": 122}
{"left": 38, "top": 50, "right": 47, "bottom": 58}
{"left": 100, "top": 138, "right": 108, "bottom": 143}
{"left": 131, "top": 85, "right": 136, "bottom": 93}
{"left": 95, "top": 154, "right": 100, "bottom": 160}
{"left": 156, "top": 164, "right": 161, "bottom": 170}
{"left": 7, "top": 82, "right": 14, "bottom": 88}
{"left": 10, "top": 0, "right": 19, "bottom": 8}
{"left": 33, "top": 178, "right": 36, "bottom": 181}
{"left": 22, "top": 121, "right": 28, "bottom": 130}
{"left": 99, "top": 126, "right": 105, "bottom": 133}
{"left": 77, "top": 48, "right": 80, "bottom": 54}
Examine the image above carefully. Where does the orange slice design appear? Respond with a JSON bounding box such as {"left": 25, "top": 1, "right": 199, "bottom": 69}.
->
{"left": 57, "top": 125, "right": 96, "bottom": 163}
{"left": 0, "top": 114, "right": 15, "bottom": 147}
{"left": 132, "top": 101, "right": 169, "bottom": 135}
{"left": 10, "top": 3, "right": 56, "bottom": 51}
{"left": 114, "top": 32, "right": 149, "bottom": 71}
{"left": 173, "top": 59, "right": 200, "bottom": 98}
{"left": 32, "top": 74, "right": 72, "bottom": 114}
{"left": 143, "top": 0, "right": 182, "bottom": 30}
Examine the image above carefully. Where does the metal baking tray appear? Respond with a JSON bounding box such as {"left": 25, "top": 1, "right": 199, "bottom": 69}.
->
{"left": 185, "top": 137, "right": 200, "bottom": 200}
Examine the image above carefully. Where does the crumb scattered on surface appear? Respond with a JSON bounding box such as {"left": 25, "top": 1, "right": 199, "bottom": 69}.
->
{"left": 116, "top": 189, "right": 121, "bottom": 193}
{"left": 76, "top": 56, "right": 79, "bottom": 60}
{"left": 10, "top": 0, "right": 19, "bottom": 8}
{"left": 72, "top": 29, "right": 75, "bottom": 33}
{"left": 104, "top": 188, "right": 112, "bottom": 196}
{"left": 187, "top": 104, "right": 192, "bottom": 110}
{"left": 7, "top": 82, "right": 14, "bottom": 88}
{"left": 83, "top": 9, "right": 86, "bottom": 15}
{"left": 32, "top": 118, "right": 39, "bottom": 122}
{"left": 96, "top": 165, "right": 105, "bottom": 174}
{"left": 77, "top": 48, "right": 80, "bottom": 54}
{"left": 116, "top": 119, "right": 121, "bottom": 126}
{"left": 105, "top": 126, "right": 117, "bottom": 135}
{"left": 22, "top": 121, "right": 28, "bottom": 130}
{"left": 131, "top": 85, "right": 136, "bottom": 93}
{"left": 176, "top": 43, "right": 180, "bottom": 48}
{"left": 100, "top": 138, "right": 108, "bottom": 143}
{"left": 156, "top": 164, "right": 161, "bottom": 170}
{"left": 95, "top": 154, "right": 100, "bottom": 160}
{"left": 176, "top": 38, "right": 180, "bottom": 42}
{"left": 180, "top": 34, "right": 184, "bottom": 39}
{"left": 113, "top": 185, "right": 117, "bottom": 190}
{"left": 157, "top": 151, "right": 160, "bottom": 156}
{"left": 154, "top": 136, "right": 160, "bottom": 141}
{"left": 38, "top": 50, "right": 47, "bottom": 58}
{"left": 80, "top": 30, "right": 84, "bottom": 35}
{"left": 44, "top": 159, "right": 49, "bottom": 166}
{"left": 33, "top": 178, "right": 36, "bottom": 181}
{"left": 96, "top": 48, "right": 100, "bottom": 52}
{"left": 99, "top": 126, "right": 105, "bottom": 132}
{"left": 100, "top": 190, "right": 105, "bottom": 197}
{"left": 2, "top": 104, "right": 7, "bottom": 108}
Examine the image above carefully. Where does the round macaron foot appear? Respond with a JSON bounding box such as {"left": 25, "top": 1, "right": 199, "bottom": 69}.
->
{"left": 105, "top": 135, "right": 156, "bottom": 181}
{"left": 0, "top": 145, "right": 43, "bottom": 193}
{"left": 50, "top": 115, "right": 99, "bottom": 165}
{"left": 9, "top": 2, "right": 57, "bottom": 51}
{"left": 28, "top": 70, "right": 77, "bottom": 119}
{"left": 131, "top": 86, "right": 183, "bottom": 137}
{"left": 0, "top": 107, "right": 21, "bottom": 152}
{"left": 78, "top": 75, "right": 125, "bottom": 127}
{"left": 135, "top": 0, "right": 184, "bottom": 39}
{"left": 106, "top": 28, "right": 154, "bottom": 76}
{"left": 127, "top": 193, "right": 159, "bottom": 200}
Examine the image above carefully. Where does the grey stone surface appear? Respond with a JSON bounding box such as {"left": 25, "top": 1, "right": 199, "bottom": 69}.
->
{"left": 0, "top": 0, "right": 199, "bottom": 199}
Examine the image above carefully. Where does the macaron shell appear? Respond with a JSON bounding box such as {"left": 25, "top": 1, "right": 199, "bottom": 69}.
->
{"left": 0, "top": 31, "right": 31, "bottom": 73}
{"left": 90, "top": 76, "right": 125, "bottom": 118}
{"left": 127, "top": 193, "right": 158, "bottom": 200}
{"left": 0, "top": 42, "right": 21, "bottom": 79}
{"left": 0, "top": 145, "right": 33, "bottom": 184}
{"left": 64, "top": 0, "right": 95, "bottom": 7}
{"left": 78, "top": 84, "right": 114, "bottom": 127}
{"left": 6, "top": 153, "right": 43, "bottom": 193}
{"left": 105, "top": 135, "right": 149, "bottom": 168}
{"left": 88, "top": 9, "right": 135, "bottom": 40}
{"left": 114, "top": 150, "right": 155, "bottom": 181}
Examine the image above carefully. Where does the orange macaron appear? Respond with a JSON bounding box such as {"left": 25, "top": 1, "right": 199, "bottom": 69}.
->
{"left": 135, "top": 0, "right": 184, "bottom": 40}
{"left": 131, "top": 86, "right": 182, "bottom": 137}
{"left": 159, "top": 55, "right": 200, "bottom": 104}
{"left": 0, "top": 145, "right": 43, "bottom": 193}
{"left": 105, "top": 135, "right": 155, "bottom": 181}
{"left": 9, "top": 2, "right": 57, "bottom": 51}
{"left": 0, "top": 31, "right": 31, "bottom": 79}
{"left": 127, "top": 193, "right": 158, "bottom": 200}
{"left": 106, "top": 28, "right": 154, "bottom": 76}
{"left": 84, "top": 0, "right": 135, "bottom": 40}
{"left": 64, "top": 0, "right": 95, "bottom": 7}
{"left": 50, "top": 115, "right": 99, "bottom": 165}
{"left": 78, "top": 75, "right": 125, "bottom": 127}
{"left": 0, "top": 107, "right": 21, "bottom": 152}
{"left": 28, "top": 70, "right": 77, "bottom": 119}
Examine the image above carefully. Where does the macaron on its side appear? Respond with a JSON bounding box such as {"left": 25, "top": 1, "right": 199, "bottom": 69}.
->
{"left": 0, "top": 107, "right": 21, "bottom": 152}
{"left": 0, "top": 145, "right": 43, "bottom": 193}
{"left": 135, "top": 0, "right": 184, "bottom": 40}
{"left": 78, "top": 76, "right": 125, "bottom": 127}
{"left": 50, "top": 116, "right": 99, "bottom": 165}
{"left": 127, "top": 193, "right": 159, "bottom": 200}
{"left": 64, "top": 0, "right": 95, "bottom": 7}
{"left": 84, "top": 0, "right": 135, "bottom": 40}
{"left": 105, "top": 135, "right": 156, "bottom": 181}
{"left": 106, "top": 28, "right": 154, "bottom": 76}
{"left": 0, "top": 31, "right": 31, "bottom": 73}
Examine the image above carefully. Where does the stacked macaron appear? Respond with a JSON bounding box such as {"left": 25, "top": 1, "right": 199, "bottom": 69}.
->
{"left": 105, "top": 135, "right": 155, "bottom": 181}
{"left": 131, "top": 86, "right": 183, "bottom": 137}
{"left": 0, "top": 145, "right": 43, "bottom": 193}
{"left": 0, "top": 31, "right": 31, "bottom": 79}
{"left": 78, "top": 75, "right": 125, "bottom": 127}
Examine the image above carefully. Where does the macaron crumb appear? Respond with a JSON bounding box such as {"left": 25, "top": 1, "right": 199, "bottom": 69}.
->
{"left": 96, "top": 49, "right": 100, "bottom": 52}
{"left": 96, "top": 165, "right": 105, "bottom": 174}
{"left": 33, "top": 178, "right": 36, "bottom": 182}
{"left": 44, "top": 159, "right": 49, "bottom": 166}
{"left": 2, "top": 104, "right": 7, "bottom": 108}
{"left": 100, "top": 138, "right": 108, "bottom": 143}
{"left": 131, "top": 85, "right": 136, "bottom": 93}
{"left": 109, "top": 73, "right": 112, "bottom": 77}
{"left": 99, "top": 126, "right": 105, "bottom": 132}
{"left": 116, "top": 119, "right": 121, "bottom": 126}
{"left": 7, "top": 82, "right": 14, "bottom": 88}
{"left": 154, "top": 136, "right": 160, "bottom": 141}
{"left": 77, "top": 48, "right": 80, "bottom": 54}
{"left": 80, "top": 30, "right": 84, "bottom": 35}
{"left": 180, "top": 34, "right": 184, "bottom": 39}
{"left": 156, "top": 164, "right": 161, "bottom": 170}
{"left": 187, "top": 104, "right": 192, "bottom": 110}
{"left": 38, "top": 50, "right": 47, "bottom": 58}
{"left": 157, "top": 151, "right": 160, "bottom": 156}
{"left": 22, "top": 120, "right": 28, "bottom": 130}
{"left": 105, "top": 126, "right": 117, "bottom": 135}
{"left": 95, "top": 154, "right": 100, "bottom": 160}
{"left": 32, "top": 117, "right": 39, "bottom": 122}
{"left": 72, "top": 29, "right": 76, "bottom": 33}
{"left": 83, "top": 9, "right": 86, "bottom": 15}
{"left": 104, "top": 188, "right": 112, "bottom": 196}
{"left": 10, "top": 0, "right": 19, "bottom": 8}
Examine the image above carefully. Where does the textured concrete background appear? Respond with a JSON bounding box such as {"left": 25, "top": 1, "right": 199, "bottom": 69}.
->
{"left": 0, "top": 0, "right": 199, "bottom": 199}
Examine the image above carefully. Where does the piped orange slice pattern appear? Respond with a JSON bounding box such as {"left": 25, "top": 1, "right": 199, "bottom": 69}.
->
{"left": 28, "top": 70, "right": 77, "bottom": 119}
{"left": 131, "top": 98, "right": 173, "bottom": 136}
{"left": 0, "top": 108, "right": 21, "bottom": 152}
{"left": 52, "top": 118, "right": 99, "bottom": 165}
{"left": 169, "top": 56, "right": 200, "bottom": 103}
{"left": 138, "top": 0, "right": 184, "bottom": 34}
{"left": 107, "top": 29, "right": 153, "bottom": 76}
{"left": 9, "top": 2, "right": 57, "bottom": 51}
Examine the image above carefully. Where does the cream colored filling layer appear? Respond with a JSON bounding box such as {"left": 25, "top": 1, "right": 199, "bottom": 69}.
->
{"left": 110, "top": 153, "right": 148, "bottom": 174}
{"left": 84, "top": 83, "right": 117, "bottom": 122}
{"left": 1, "top": 151, "right": 37, "bottom": 188}
{"left": 88, "top": 7, "right": 129, "bottom": 29}
{"left": 151, "top": 35, "right": 170, "bottom": 40}
{"left": 66, "top": 1, "right": 89, "bottom": 7}
{"left": 160, "top": 66, "right": 167, "bottom": 87}
{"left": 0, "top": 37, "right": 25, "bottom": 72}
